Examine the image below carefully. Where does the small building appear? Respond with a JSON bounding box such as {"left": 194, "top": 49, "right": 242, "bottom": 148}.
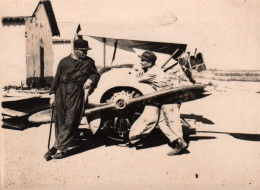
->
{"left": 1, "top": 0, "right": 59, "bottom": 88}
{"left": 52, "top": 22, "right": 81, "bottom": 74}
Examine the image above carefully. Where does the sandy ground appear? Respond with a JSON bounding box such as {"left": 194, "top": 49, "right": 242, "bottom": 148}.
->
{"left": 1, "top": 81, "right": 260, "bottom": 190}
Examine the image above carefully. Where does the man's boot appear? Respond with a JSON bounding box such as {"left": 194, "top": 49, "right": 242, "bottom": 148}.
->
{"left": 51, "top": 150, "right": 68, "bottom": 159}
{"left": 44, "top": 147, "right": 57, "bottom": 161}
{"left": 167, "top": 138, "right": 188, "bottom": 155}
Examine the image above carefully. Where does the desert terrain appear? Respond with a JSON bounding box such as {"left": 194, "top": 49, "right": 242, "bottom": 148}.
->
{"left": 1, "top": 79, "right": 260, "bottom": 190}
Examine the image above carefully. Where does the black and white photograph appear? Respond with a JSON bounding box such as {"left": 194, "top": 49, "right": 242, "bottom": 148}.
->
{"left": 0, "top": 0, "right": 260, "bottom": 189}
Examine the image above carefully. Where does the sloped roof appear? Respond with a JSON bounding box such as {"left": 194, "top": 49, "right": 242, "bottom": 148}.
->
{"left": 1, "top": 0, "right": 59, "bottom": 36}
{"left": 53, "top": 22, "right": 80, "bottom": 42}
{"left": 33, "top": 0, "right": 59, "bottom": 36}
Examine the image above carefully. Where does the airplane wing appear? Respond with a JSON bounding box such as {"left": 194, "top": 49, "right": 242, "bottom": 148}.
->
{"left": 2, "top": 96, "right": 50, "bottom": 115}
{"left": 89, "top": 36, "right": 187, "bottom": 59}
{"left": 2, "top": 95, "right": 50, "bottom": 130}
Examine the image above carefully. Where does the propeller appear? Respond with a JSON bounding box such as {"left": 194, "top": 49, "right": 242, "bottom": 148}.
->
{"left": 84, "top": 84, "right": 210, "bottom": 116}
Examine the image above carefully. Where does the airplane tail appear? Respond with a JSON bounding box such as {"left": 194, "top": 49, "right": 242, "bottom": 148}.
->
{"left": 177, "top": 50, "right": 207, "bottom": 84}
{"left": 189, "top": 52, "right": 206, "bottom": 72}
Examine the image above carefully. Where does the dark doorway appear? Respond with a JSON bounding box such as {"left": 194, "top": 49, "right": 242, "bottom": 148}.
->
{"left": 40, "top": 47, "right": 45, "bottom": 86}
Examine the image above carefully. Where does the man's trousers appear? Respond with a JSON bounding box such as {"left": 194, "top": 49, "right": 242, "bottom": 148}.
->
{"left": 129, "top": 104, "right": 183, "bottom": 144}
{"left": 54, "top": 83, "right": 84, "bottom": 152}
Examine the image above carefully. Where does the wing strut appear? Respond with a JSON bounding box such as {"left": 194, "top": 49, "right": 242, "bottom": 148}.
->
{"left": 103, "top": 38, "right": 106, "bottom": 66}
{"left": 161, "top": 49, "right": 179, "bottom": 69}
{"left": 111, "top": 39, "right": 118, "bottom": 65}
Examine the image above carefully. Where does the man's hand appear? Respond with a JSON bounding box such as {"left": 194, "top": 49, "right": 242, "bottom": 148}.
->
{"left": 136, "top": 70, "right": 144, "bottom": 78}
{"left": 83, "top": 79, "right": 92, "bottom": 90}
{"left": 133, "top": 64, "right": 144, "bottom": 78}
{"left": 49, "top": 94, "right": 55, "bottom": 107}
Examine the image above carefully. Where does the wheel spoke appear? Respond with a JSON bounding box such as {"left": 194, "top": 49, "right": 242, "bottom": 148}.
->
{"left": 102, "top": 89, "right": 144, "bottom": 142}
{"left": 118, "top": 117, "right": 124, "bottom": 137}
{"left": 125, "top": 118, "right": 131, "bottom": 129}
{"left": 113, "top": 117, "right": 118, "bottom": 129}
{"left": 130, "top": 91, "right": 136, "bottom": 97}
{"left": 133, "top": 112, "right": 141, "bottom": 116}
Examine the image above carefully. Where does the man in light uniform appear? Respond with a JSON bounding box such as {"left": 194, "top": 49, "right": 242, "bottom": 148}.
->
{"left": 129, "top": 51, "right": 188, "bottom": 155}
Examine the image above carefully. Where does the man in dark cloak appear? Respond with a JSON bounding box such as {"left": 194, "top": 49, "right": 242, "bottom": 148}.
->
{"left": 44, "top": 39, "right": 100, "bottom": 160}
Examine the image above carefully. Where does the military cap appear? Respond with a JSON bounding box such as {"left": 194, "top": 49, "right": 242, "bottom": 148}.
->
{"left": 74, "top": 39, "right": 92, "bottom": 50}
{"left": 138, "top": 51, "right": 157, "bottom": 62}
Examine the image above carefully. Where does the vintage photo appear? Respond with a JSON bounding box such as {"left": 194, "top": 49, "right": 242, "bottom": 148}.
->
{"left": 1, "top": 0, "right": 260, "bottom": 189}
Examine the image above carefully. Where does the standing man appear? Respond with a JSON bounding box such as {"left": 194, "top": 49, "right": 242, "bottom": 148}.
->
{"left": 44, "top": 39, "right": 100, "bottom": 160}
{"left": 129, "top": 51, "right": 188, "bottom": 155}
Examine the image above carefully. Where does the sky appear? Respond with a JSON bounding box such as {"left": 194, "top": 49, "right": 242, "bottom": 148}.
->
{"left": 1, "top": 0, "right": 260, "bottom": 70}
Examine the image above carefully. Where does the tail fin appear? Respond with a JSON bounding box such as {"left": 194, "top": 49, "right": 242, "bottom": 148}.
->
{"left": 193, "top": 52, "right": 206, "bottom": 72}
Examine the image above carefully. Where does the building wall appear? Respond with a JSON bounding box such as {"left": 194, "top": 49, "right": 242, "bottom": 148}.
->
{"left": 52, "top": 42, "right": 72, "bottom": 75}
{"left": 0, "top": 24, "right": 26, "bottom": 87}
{"left": 52, "top": 31, "right": 80, "bottom": 75}
{"left": 25, "top": 3, "right": 54, "bottom": 87}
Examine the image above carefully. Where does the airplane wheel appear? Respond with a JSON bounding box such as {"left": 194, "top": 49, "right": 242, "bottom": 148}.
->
{"left": 100, "top": 88, "right": 144, "bottom": 142}
{"left": 100, "top": 88, "right": 196, "bottom": 143}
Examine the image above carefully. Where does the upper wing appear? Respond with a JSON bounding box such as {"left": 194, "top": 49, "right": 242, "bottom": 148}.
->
{"left": 89, "top": 36, "right": 187, "bottom": 59}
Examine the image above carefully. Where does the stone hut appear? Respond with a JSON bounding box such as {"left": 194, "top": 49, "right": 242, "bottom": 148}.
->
{"left": 1, "top": 0, "right": 60, "bottom": 87}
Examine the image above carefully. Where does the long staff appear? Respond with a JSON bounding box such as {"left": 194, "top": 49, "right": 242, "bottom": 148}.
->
{"left": 47, "top": 106, "right": 54, "bottom": 150}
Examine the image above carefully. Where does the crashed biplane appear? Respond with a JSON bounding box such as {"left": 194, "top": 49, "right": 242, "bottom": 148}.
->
{"left": 2, "top": 36, "right": 210, "bottom": 142}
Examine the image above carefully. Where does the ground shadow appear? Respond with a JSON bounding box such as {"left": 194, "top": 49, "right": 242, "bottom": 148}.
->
{"left": 66, "top": 128, "right": 217, "bottom": 157}
{"left": 68, "top": 129, "right": 260, "bottom": 158}
{"left": 67, "top": 128, "right": 168, "bottom": 155}
{"left": 229, "top": 133, "right": 260, "bottom": 141}
{"left": 66, "top": 129, "right": 106, "bottom": 157}
{"left": 189, "top": 136, "right": 216, "bottom": 141}
{"left": 181, "top": 114, "right": 215, "bottom": 124}
{"left": 198, "top": 131, "right": 260, "bottom": 141}
{"left": 133, "top": 129, "right": 169, "bottom": 149}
